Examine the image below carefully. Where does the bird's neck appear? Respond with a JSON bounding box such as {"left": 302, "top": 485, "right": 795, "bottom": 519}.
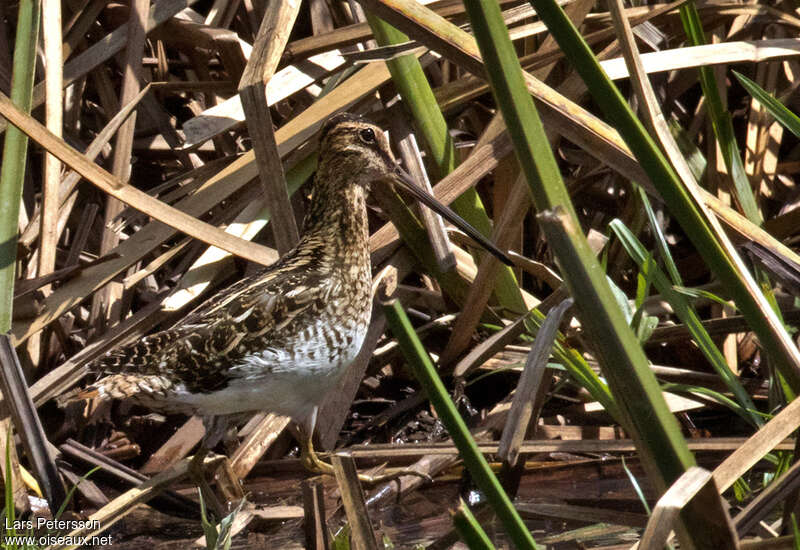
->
{"left": 297, "top": 163, "right": 371, "bottom": 267}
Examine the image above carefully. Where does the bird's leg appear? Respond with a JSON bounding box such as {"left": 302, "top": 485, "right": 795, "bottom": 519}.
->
{"left": 297, "top": 409, "right": 431, "bottom": 484}
{"left": 189, "top": 442, "right": 227, "bottom": 519}
{"left": 298, "top": 426, "right": 335, "bottom": 476}
{"left": 190, "top": 416, "right": 230, "bottom": 518}
{"left": 298, "top": 407, "right": 334, "bottom": 475}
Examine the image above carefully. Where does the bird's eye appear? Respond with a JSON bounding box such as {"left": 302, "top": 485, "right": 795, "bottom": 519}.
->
{"left": 359, "top": 128, "right": 376, "bottom": 144}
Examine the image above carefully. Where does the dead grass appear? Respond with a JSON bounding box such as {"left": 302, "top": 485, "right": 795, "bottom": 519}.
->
{"left": 4, "top": 0, "right": 800, "bottom": 547}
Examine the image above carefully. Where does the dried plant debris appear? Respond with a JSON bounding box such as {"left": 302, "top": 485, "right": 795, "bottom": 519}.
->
{"left": 2, "top": 0, "right": 800, "bottom": 547}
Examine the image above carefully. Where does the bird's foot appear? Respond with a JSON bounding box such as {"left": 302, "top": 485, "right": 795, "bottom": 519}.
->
{"left": 355, "top": 467, "right": 433, "bottom": 485}
{"left": 300, "top": 442, "right": 431, "bottom": 484}
{"left": 215, "top": 455, "right": 245, "bottom": 503}
{"left": 188, "top": 448, "right": 230, "bottom": 519}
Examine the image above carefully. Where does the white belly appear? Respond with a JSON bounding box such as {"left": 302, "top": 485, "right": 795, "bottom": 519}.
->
{"left": 170, "top": 318, "right": 369, "bottom": 419}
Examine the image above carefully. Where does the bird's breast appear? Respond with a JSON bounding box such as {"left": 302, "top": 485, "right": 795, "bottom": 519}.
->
{"left": 231, "top": 286, "right": 372, "bottom": 378}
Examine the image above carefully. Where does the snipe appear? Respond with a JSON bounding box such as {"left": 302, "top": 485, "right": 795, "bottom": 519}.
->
{"left": 61, "top": 113, "right": 510, "bottom": 486}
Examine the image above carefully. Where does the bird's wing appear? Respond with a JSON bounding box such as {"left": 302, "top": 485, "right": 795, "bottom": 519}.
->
{"left": 92, "top": 266, "right": 331, "bottom": 394}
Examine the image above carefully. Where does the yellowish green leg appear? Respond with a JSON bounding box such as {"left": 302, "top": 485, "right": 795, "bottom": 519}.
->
{"left": 189, "top": 444, "right": 227, "bottom": 518}
{"left": 298, "top": 410, "right": 430, "bottom": 484}
{"left": 191, "top": 415, "right": 236, "bottom": 517}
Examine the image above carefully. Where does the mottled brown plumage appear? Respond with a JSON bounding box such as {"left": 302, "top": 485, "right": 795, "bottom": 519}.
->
{"left": 64, "top": 114, "right": 382, "bottom": 433}
{"left": 62, "top": 112, "right": 509, "bottom": 481}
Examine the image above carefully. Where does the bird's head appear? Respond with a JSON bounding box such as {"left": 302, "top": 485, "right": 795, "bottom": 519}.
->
{"left": 318, "top": 113, "right": 513, "bottom": 266}
{"left": 318, "top": 113, "right": 398, "bottom": 185}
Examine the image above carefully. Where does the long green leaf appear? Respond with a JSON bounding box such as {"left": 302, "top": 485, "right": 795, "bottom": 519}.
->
{"left": 528, "top": 310, "right": 620, "bottom": 419}
{"left": 610, "top": 219, "right": 762, "bottom": 427}
{"left": 452, "top": 500, "right": 497, "bottom": 550}
{"left": 464, "top": 0, "right": 696, "bottom": 478}
{"left": 678, "top": 1, "right": 760, "bottom": 223}
{"left": 733, "top": 70, "right": 800, "bottom": 139}
{"left": 383, "top": 298, "right": 539, "bottom": 550}
{"left": 460, "top": 0, "right": 741, "bottom": 545}
{"left": 0, "top": 0, "right": 41, "bottom": 332}
{"left": 525, "top": 0, "right": 800, "bottom": 395}
{"left": 366, "top": 14, "right": 527, "bottom": 314}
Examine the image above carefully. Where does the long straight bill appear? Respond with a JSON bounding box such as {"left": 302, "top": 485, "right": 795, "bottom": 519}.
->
{"left": 392, "top": 168, "right": 514, "bottom": 266}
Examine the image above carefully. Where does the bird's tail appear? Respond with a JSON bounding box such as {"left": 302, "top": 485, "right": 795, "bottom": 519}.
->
{"left": 56, "top": 374, "right": 184, "bottom": 414}
{"left": 55, "top": 386, "right": 102, "bottom": 408}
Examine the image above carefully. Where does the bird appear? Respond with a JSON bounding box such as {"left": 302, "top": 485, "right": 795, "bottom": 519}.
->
{"left": 60, "top": 112, "right": 512, "bottom": 487}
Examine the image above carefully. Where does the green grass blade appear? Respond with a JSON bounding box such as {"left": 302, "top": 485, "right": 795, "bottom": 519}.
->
{"left": 366, "top": 14, "right": 526, "bottom": 314}
{"left": 638, "top": 187, "right": 682, "bottom": 286}
{"left": 452, "top": 500, "right": 497, "bottom": 550}
{"left": 671, "top": 286, "right": 736, "bottom": 309}
{"left": 198, "top": 490, "right": 219, "bottom": 550}
{"left": 525, "top": 0, "right": 800, "bottom": 393}
{"left": 677, "top": 3, "right": 794, "bottom": 399}
{"left": 678, "top": 1, "right": 760, "bottom": 223}
{"left": 0, "top": 0, "right": 41, "bottom": 332}
{"left": 521, "top": 309, "right": 620, "bottom": 422}
{"left": 609, "top": 219, "right": 761, "bottom": 427}
{"left": 383, "top": 298, "right": 539, "bottom": 550}
{"left": 621, "top": 456, "right": 651, "bottom": 515}
{"left": 459, "top": 1, "right": 744, "bottom": 543}
{"left": 733, "top": 70, "right": 800, "bottom": 139}
{"left": 463, "top": 0, "right": 696, "bottom": 479}
{"left": 661, "top": 383, "right": 765, "bottom": 424}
